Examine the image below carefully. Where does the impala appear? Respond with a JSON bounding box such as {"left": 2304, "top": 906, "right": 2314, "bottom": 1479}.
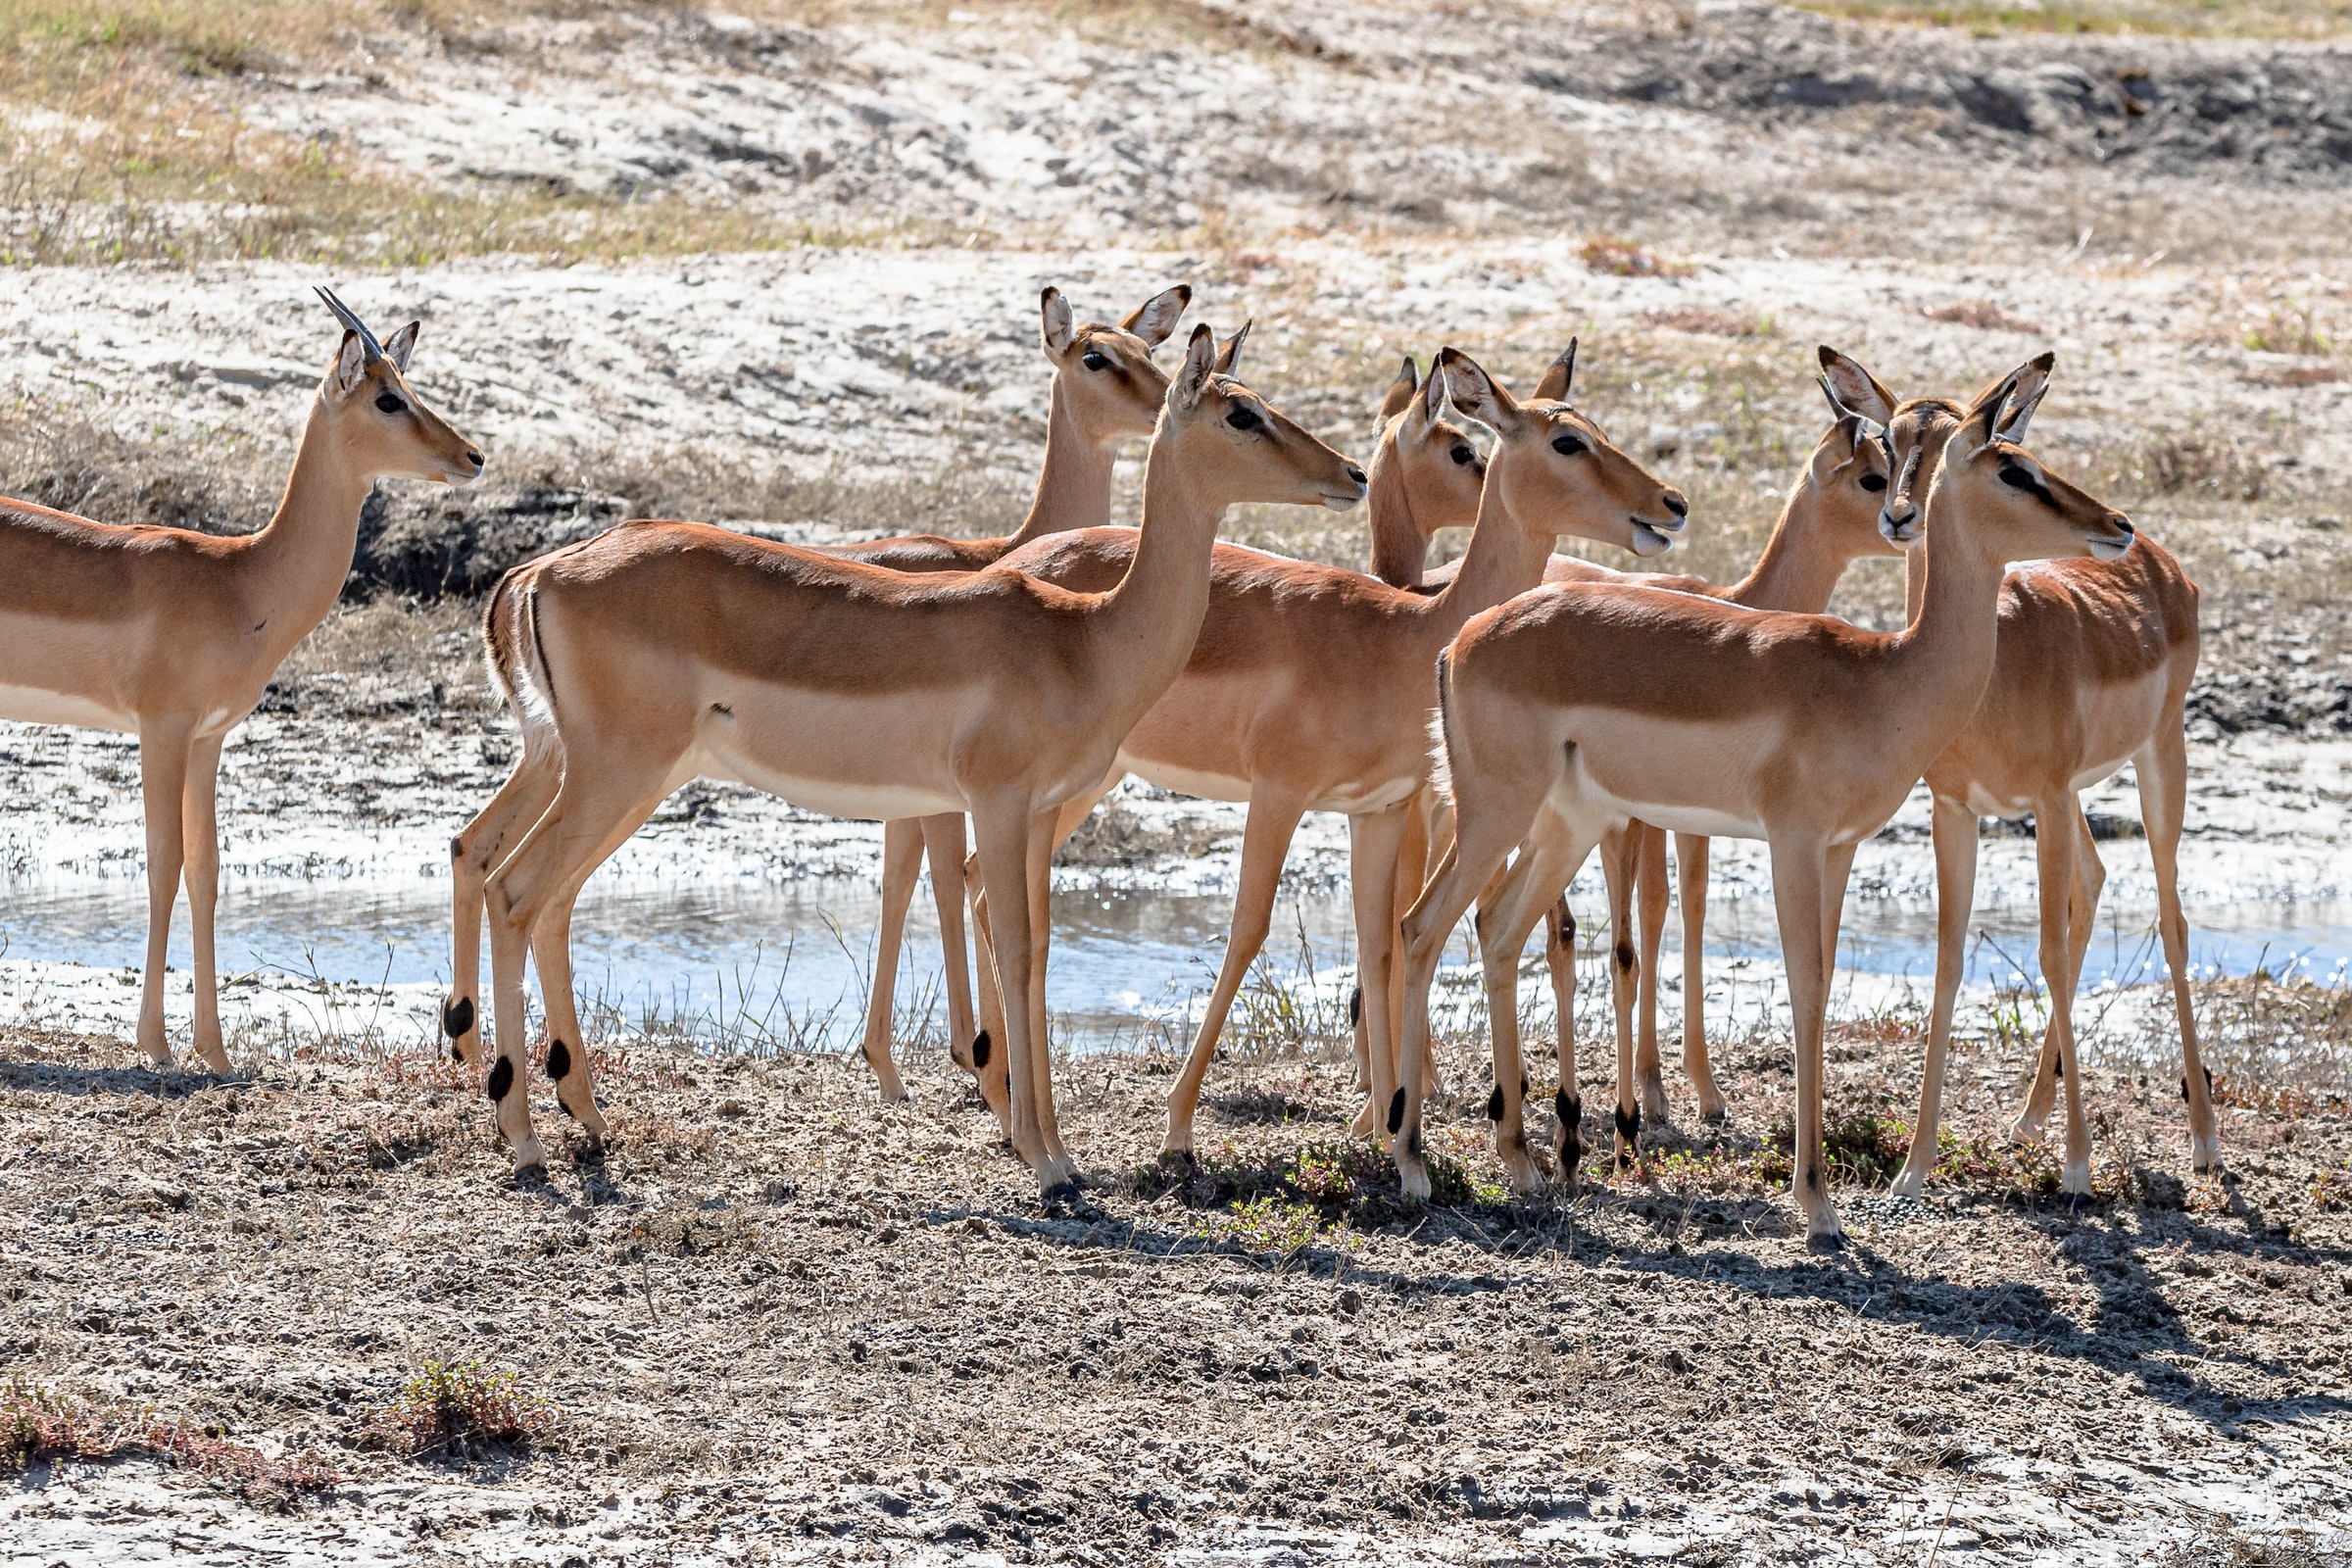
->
{"left": 1, "top": 289, "right": 480, "bottom": 1070}
{"left": 1867, "top": 394, "right": 2215, "bottom": 1196}
{"left": 959, "top": 344, "right": 1687, "bottom": 1151}
{"left": 1371, "top": 350, "right": 1905, "bottom": 1161}
{"left": 1394, "top": 357, "right": 2135, "bottom": 1243}
{"left": 468, "top": 325, "right": 1364, "bottom": 1190}
{"left": 444, "top": 283, "right": 1189, "bottom": 1106}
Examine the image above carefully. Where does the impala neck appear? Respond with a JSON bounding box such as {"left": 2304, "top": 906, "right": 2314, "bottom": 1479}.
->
{"left": 1091, "top": 424, "right": 1224, "bottom": 715}
{"left": 244, "top": 398, "right": 374, "bottom": 656}
{"left": 1364, "top": 423, "right": 1429, "bottom": 588}
{"left": 1005, "top": 370, "right": 1118, "bottom": 546}
{"left": 1724, "top": 474, "right": 1852, "bottom": 614}
{"left": 1420, "top": 472, "right": 1555, "bottom": 630}
{"left": 1887, "top": 484, "right": 2006, "bottom": 758}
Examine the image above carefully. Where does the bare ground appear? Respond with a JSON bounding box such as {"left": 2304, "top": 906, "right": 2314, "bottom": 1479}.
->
{"left": 3, "top": 1019, "right": 2349, "bottom": 1564}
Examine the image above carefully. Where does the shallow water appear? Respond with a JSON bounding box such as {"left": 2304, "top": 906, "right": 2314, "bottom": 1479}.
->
{"left": 7, "top": 867, "right": 2350, "bottom": 1053}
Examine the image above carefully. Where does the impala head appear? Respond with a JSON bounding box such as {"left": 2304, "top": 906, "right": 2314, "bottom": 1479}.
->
{"left": 1040, "top": 283, "right": 1190, "bottom": 445}
{"left": 314, "top": 287, "right": 482, "bottom": 485}
{"left": 1438, "top": 341, "right": 1688, "bottom": 559}
{"left": 1366, "top": 354, "right": 1489, "bottom": 540}
{"left": 1164, "top": 322, "right": 1366, "bottom": 511}
{"left": 1802, "top": 345, "right": 1907, "bottom": 563}
{"left": 1910, "top": 353, "right": 2134, "bottom": 564}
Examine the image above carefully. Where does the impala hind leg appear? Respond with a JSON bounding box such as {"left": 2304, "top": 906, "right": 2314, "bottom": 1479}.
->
{"left": 1895, "top": 796, "right": 1979, "bottom": 1198}
{"left": 1674, "top": 834, "right": 1725, "bottom": 1122}
{"left": 1630, "top": 821, "right": 1672, "bottom": 1127}
{"left": 963, "top": 851, "right": 1015, "bottom": 1132}
{"left": 448, "top": 753, "right": 561, "bottom": 1067}
{"left": 133, "top": 719, "right": 195, "bottom": 1067}
{"left": 1345, "top": 801, "right": 1413, "bottom": 1144}
{"left": 2137, "top": 721, "right": 2220, "bottom": 1172}
{"left": 181, "top": 735, "right": 229, "bottom": 1074}
{"left": 1598, "top": 827, "right": 1642, "bottom": 1166}
{"left": 484, "top": 760, "right": 676, "bottom": 1174}
{"left": 1165, "top": 791, "right": 1310, "bottom": 1155}
{"left": 858, "top": 818, "right": 925, "bottom": 1102}
{"left": 1542, "top": 896, "right": 1584, "bottom": 1182}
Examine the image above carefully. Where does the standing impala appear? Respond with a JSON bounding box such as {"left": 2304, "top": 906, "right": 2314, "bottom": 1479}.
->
{"left": 1368, "top": 350, "right": 1904, "bottom": 1159}
{"left": 1867, "top": 393, "right": 2216, "bottom": 1197}
{"left": 444, "top": 283, "right": 1189, "bottom": 1104}
{"left": 0, "top": 290, "right": 481, "bottom": 1070}
{"left": 469, "top": 325, "right": 1365, "bottom": 1191}
{"left": 1394, "top": 359, "right": 2134, "bottom": 1244}
{"left": 961, "top": 344, "right": 1687, "bottom": 1151}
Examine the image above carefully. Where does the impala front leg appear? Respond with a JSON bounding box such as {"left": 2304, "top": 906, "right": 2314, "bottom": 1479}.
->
{"left": 181, "top": 735, "right": 230, "bottom": 1074}
{"left": 1345, "top": 800, "right": 1412, "bottom": 1144}
{"left": 1473, "top": 818, "right": 1584, "bottom": 1195}
{"left": 1022, "top": 808, "right": 1078, "bottom": 1192}
{"left": 858, "top": 817, "right": 924, "bottom": 1103}
{"left": 2137, "top": 721, "right": 2221, "bottom": 1173}
{"left": 1543, "top": 896, "right": 1584, "bottom": 1185}
{"left": 1166, "top": 790, "right": 1309, "bottom": 1155}
{"left": 920, "top": 813, "right": 976, "bottom": 1081}
{"left": 447, "top": 753, "right": 559, "bottom": 1067}
{"left": 970, "top": 801, "right": 1054, "bottom": 1188}
{"left": 1770, "top": 835, "right": 1841, "bottom": 1248}
{"left": 134, "top": 719, "right": 195, "bottom": 1067}
{"left": 2032, "top": 792, "right": 2094, "bottom": 1197}
{"left": 1599, "top": 826, "right": 1642, "bottom": 1168}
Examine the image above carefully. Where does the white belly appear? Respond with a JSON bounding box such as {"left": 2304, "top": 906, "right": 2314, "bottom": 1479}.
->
{"left": 0, "top": 682, "right": 134, "bottom": 733}
{"left": 1122, "top": 755, "right": 1252, "bottom": 805}
{"left": 696, "top": 742, "right": 962, "bottom": 822}
{"left": 1310, "top": 773, "right": 1430, "bottom": 815}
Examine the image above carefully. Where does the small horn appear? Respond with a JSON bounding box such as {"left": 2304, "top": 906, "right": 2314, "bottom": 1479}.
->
{"left": 314, "top": 285, "right": 384, "bottom": 364}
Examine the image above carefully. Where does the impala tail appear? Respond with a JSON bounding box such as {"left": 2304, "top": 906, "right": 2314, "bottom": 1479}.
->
{"left": 1425, "top": 648, "right": 1457, "bottom": 807}
{"left": 482, "top": 563, "right": 562, "bottom": 755}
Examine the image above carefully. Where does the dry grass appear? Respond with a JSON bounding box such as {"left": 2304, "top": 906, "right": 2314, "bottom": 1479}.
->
{"left": 1793, "top": 0, "right": 2352, "bottom": 39}
{"left": 0, "top": 0, "right": 961, "bottom": 267}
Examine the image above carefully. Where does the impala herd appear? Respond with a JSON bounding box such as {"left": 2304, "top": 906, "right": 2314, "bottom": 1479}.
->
{"left": 2, "top": 284, "right": 2225, "bottom": 1248}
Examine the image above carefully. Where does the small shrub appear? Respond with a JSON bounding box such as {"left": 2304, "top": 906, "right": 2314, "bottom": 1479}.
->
{"left": 359, "top": 1360, "right": 559, "bottom": 1461}
{"left": 1, "top": 1380, "right": 335, "bottom": 1497}
{"left": 2242, "top": 303, "right": 2331, "bottom": 357}
{"left": 1581, "top": 236, "right": 1691, "bottom": 278}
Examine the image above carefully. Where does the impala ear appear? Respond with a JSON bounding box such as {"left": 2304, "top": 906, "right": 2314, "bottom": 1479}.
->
{"left": 1995, "top": 351, "right": 2055, "bottom": 445}
{"left": 1421, "top": 352, "right": 1450, "bottom": 425}
{"left": 333, "top": 330, "right": 368, "bottom": 397}
{"left": 1436, "top": 347, "right": 1517, "bottom": 434}
{"left": 1214, "top": 319, "right": 1250, "bottom": 376}
{"left": 1531, "top": 337, "right": 1578, "bottom": 403}
{"left": 381, "top": 319, "right": 419, "bottom": 374}
{"left": 1962, "top": 363, "right": 2027, "bottom": 450}
{"left": 1816, "top": 345, "right": 1895, "bottom": 426}
{"left": 1040, "top": 287, "right": 1076, "bottom": 357}
{"left": 1171, "top": 322, "right": 1218, "bottom": 414}
{"left": 1119, "top": 283, "right": 1191, "bottom": 348}
{"left": 1379, "top": 355, "right": 1419, "bottom": 422}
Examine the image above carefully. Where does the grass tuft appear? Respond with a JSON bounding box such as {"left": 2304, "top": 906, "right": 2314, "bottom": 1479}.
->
{"left": 2, "top": 1378, "right": 338, "bottom": 1498}
{"left": 358, "top": 1359, "right": 559, "bottom": 1461}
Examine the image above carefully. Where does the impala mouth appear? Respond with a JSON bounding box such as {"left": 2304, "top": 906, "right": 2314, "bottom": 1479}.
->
{"left": 1320, "top": 482, "right": 1368, "bottom": 511}
{"left": 2087, "top": 531, "right": 2133, "bottom": 563}
{"left": 1879, "top": 507, "right": 1924, "bottom": 547}
{"left": 1630, "top": 520, "right": 1676, "bottom": 558}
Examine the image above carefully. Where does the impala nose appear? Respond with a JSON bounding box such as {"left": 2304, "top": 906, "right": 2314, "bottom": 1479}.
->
{"left": 1662, "top": 490, "right": 1689, "bottom": 519}
{"left": 1345, "top": 464, "right": 1367, "bottom": 486}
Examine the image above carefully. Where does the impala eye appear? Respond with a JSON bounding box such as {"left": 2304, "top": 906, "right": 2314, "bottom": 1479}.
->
{"left": 1550, "top": 433, "right": 1588, "bottom": 457}
{"left": 1226, "top": 407, "right": 1263, "bottom": 432}
{"left": 1859, "top": 472, "right": 1887, "bottom": 493}
{"left": 2000, "top": 465, "right": 2037, "bottom": 491}
{"left": 1449, "top": 444, "right": 1475, "bottom": 466}
{"left": 375, "top": 393, "right": 407, "bottom": 415}
{"left": 1081, "top": 350, "right": 1108, "bottom": 370}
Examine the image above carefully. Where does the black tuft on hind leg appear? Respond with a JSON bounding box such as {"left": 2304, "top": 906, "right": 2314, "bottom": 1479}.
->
{"left": 1486, "top": 1085, "right": 1504, "bottom": 1122}
{"left": 546, "top": 1038, "right": 572, "bottom": 1081}
{"left": 970, "top": 1030, "right": 992, "bottom": 1069}
{"left": 485, "top": 1057, "right": 514, "bottom": 1102}
{"left": 442, "top": 995, "right": 474, "bottom": 1041}
{"left": 1387, "top": 1088, "right": 1406, "bottom": 1135}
